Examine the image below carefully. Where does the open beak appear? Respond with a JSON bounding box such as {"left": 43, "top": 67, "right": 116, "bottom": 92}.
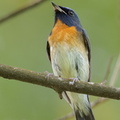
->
{"left": 51, "top": 2, "right": 67, "bottom": 14}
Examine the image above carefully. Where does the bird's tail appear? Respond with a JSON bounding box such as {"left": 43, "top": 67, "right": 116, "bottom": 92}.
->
{"left": 63, "top": 92, "right": 95, "bottom": 120}
{"left": 74, "top": 104, "right": 94, "bottom": 120}
{"left": 73, "top": 95, "right": 95, "bottom": 120}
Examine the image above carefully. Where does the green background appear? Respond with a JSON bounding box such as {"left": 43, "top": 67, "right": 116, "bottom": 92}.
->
{"left": 0, "top": 0, "right": 120, "bottom": 120}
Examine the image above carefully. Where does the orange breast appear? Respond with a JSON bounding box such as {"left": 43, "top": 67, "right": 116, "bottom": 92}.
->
{"left": 48, "top": 19, "right": 86, "bottom": 53}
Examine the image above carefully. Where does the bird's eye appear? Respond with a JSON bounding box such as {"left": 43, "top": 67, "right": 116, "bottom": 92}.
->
{"left": 68, "top": 11, "right": 74, "bottom": 16}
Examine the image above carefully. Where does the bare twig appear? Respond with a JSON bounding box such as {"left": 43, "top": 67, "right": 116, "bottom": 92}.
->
{"left": 0, "top": 0, "right": 47, "bottom": 23}
{"left": 102, "top": 57, "right": 113, "bottom": 84}
{"left": 110, "top": 54, "right": 120, "bottom": 86}
{"left": 92, "top": 54, "right": 120, "bottom": 113}
{"left": 57, "top": 112, "right": 74, "bottom": 120}
{"left": 91, "top": 98, "right": 108, "bottom": 108}
{"left": 57, "top": 98, "right": 108, "bottom": 120}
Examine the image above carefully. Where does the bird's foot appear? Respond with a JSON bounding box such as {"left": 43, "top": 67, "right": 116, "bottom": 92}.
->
{"left": 45, "top": 72, "right": 54, "bottom": 79}
{"left": 100, "top": 80, "right": 108, "bottom": 85}
{"left": 69, "top": 78, "right": 79, "bottom": 85}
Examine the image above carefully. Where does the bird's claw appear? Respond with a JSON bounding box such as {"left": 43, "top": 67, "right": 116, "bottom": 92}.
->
{"left": 69, "top": 78, "right": 79, "bottom": 85}
{"left": 45, "top": 72, "right": 54, "bottom": 79}
{"left": 100, "top": 80, "right": 108, "bottom": 85}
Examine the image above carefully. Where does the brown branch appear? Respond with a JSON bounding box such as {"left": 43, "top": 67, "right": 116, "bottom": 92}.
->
{"left": 0, "top": 0, "right": 47, "bottom": 23}
{"left": 0, "top": 64, "right": 120, "bottom": 100}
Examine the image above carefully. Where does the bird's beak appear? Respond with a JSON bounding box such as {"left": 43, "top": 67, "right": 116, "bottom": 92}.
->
{"left": 51, "top": 2, "right": 67, "bottom": 14}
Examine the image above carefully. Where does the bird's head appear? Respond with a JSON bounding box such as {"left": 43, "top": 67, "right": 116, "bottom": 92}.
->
{"left": 51, "top": 2, "right": 82, "bottom": 31}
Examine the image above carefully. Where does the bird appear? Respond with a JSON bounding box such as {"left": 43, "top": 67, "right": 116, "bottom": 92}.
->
{"left": 47, "top": 2, "right": 95, "bottom": 120}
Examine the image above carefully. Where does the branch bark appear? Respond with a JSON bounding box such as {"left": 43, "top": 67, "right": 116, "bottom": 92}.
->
{"left": 0, "top": 64, "right": 120, "bottom": 100}
{"left": 0, "top": 0, "right": 47, "bottom": 23}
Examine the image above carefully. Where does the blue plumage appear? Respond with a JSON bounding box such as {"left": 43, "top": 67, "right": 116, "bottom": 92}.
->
{"left": 54, "top": 6, "right": 82, "bottom": 31}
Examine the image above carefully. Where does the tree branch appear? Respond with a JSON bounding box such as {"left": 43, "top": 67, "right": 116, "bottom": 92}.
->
{"left": 0, "top": 0, "right": 47, "bottom": 23}
{"left": 0, "top": 64, "right": 120, "bottom": 100}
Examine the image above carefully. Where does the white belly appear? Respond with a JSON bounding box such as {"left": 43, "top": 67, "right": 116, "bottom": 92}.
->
{"left": 51, "top": 43, "right": 89, "bottom": 81}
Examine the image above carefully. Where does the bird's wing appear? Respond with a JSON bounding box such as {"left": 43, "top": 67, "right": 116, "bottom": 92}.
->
{"left": 82, "top": 29, "right": 91, "bottom": 81}
{"left": 46, "top": 41, "right": 51, "bottom": 61}
{"left": 82, "top": 29, "right": 91, "bottom": 63}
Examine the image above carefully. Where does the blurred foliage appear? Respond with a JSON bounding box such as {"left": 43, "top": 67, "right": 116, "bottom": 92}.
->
{"left": 0, "top": 0, "right": 119, "bottom": 120}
